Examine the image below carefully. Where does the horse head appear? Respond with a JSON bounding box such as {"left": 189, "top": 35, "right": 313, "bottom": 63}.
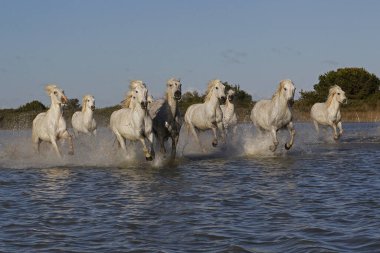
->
{"left": 147, "top": 95, "right": 154, "bottom": 110}
{"left": 82, "top": 95, "right": 95, "bottom": 112}
{"left": 45, "top": 84, "right": 68, "bottom": 106}
{"left": 130, "top": 80, "right": 148, "bottom": 110}
{"left": 278, "top": 79, "right": 295, "bottom": 106}
{"left": 329, "top": 85, "right": 347, "bottom": 105}
{"left": 167, "top": 78, "right": 182, "bottom": 100}
{"left": 227, "top": 89, "right": 235, "bottom": 103}
{"left": 205, "top": 79, "right": 226, "bottom": 103}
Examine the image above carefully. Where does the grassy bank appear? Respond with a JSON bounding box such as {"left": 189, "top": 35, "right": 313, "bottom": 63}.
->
{"left": 1, "top": 105, "right": 378, "bottom": 130}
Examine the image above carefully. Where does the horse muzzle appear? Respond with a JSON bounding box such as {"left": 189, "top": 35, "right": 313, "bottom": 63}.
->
{"left": 174, "top": 91, "right": 182, "bottom": 100}
{"left": 220, "top": 96, "right": 226, "bottom": 104}
{"left": 61, "top": 96, "right": 68, "bottom": 104}
{"left": 288, "top": 99, "right": 294, "bottom": 107}
{"left": 228, "top": 95, "right": 234, "bottom": 102}
{"left": 342, "top": 98, "right": 348, "bottom": 104}
{"left": 91, "top": 105, "right": 95, "bottom": 111}
{"left": 140, "top": 101, "right": 148, "bottom": 109}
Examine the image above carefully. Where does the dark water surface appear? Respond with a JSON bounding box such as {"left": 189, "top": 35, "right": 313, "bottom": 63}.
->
{"left": 0, "top": 123, "right": 379, "bottom": 252}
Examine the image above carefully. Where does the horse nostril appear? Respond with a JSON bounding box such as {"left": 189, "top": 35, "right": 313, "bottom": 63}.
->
{"left": 91, "top": 105, "right": 95, "bottom": 110}
{"left": 174, "top": 91, "right": 182, "bottom": 99}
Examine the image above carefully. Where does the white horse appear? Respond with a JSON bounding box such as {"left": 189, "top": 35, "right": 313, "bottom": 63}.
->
{"left": 220, "top": 89, "right": 238, "bottom": 136}
{"left": 32, "top": 84, "right": 74, "bottom": 157}
{"left": 250, "top": 79, "right": 296, "bottom": 152}
{"left": 184, "top": 79, "right": 226, "bottom": 152}
{"left": 71, "top": 94, "right": 97, "bottom": 136}
{"left": 110, "top": 80, "right": 155, "bottom": 161}
{"left": 149, "top": 78, "right": 182, "bottom": 159}
{"left": 311, "top": 85, "right": 347, "bottom": 140}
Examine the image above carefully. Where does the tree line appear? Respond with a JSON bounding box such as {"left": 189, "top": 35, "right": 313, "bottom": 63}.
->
{"left": 1, "top": 67, "right": 379, "bottom": 129}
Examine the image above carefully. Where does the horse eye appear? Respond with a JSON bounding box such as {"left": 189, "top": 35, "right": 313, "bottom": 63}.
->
{"left": 215, "top": 87, "right": 219, "bottom": 90}
{"left": 135, "top": 90, "right": 138, "bottom": 93}
{"left": 169, "top": 84, "right": 173, "bottom": 87}
{"left": 54, "top": 91, "right": 58, "bottom": 95}
{"left": 284, "top": 88, "right": 287, "bottom": 91}
{"left": 337, "top": 93, "right": 340, "bottom": 95}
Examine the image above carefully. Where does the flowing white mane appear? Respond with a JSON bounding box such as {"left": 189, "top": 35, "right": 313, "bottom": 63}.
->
{"left": 121, "top": 91, "right": 134, "bottom": 108}
{"left": 82, "top": 95, "right": 93, "bottom": 112}
{"left": 326, "top": 85, "right": 341, "bottom": 108}
{"left": 129, "top": 80, "right": 146, "bottom": 90}
{"left": 204, "top": 79, "right": 221, "bottom": 102}
{"left": 272, "top": 79, "right": 291, "bottom": 100}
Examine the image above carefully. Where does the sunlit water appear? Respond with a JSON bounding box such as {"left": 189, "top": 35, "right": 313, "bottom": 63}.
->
{"left": 0, "top": 123, "right": 379, "bottom": 252}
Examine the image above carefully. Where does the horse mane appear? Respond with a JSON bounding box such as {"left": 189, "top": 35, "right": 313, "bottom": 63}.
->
{"left": 121, "top": 91, "right": 134, "bottom": 108}
{"left": 82, "top": 95, "right": 92, "bottom": 112}
{"left": 326, "top": 85, "right": 341, "bottom": 107}
{"left": 129, "top": 80, "right": 146, "bottom": 90}
{"left": 44, "top": 84, "right": 58, "bottom": 95}
{"left": 271, "top": 80, "right": 289, "bottom": 100}
{"left": 204, "top": 79, "right": 221, "bottom": 102}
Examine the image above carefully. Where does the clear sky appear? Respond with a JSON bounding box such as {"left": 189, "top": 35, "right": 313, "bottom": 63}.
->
{"left": 1, "top": 0, "right": 380, "bottom": 108}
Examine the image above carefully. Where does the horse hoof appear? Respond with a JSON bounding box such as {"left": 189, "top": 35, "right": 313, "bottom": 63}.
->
{"left": 212, "top": 141, "right": 218, "bottom": 147}
{"left": 334, "top": 136, "right": 339, "bottom": 141}
{"left": 145, "top": 156, "right": 153, "bottom": 161}
{"left": 285, "top": 143, "right": 291, "bottom": 150}
{"left": 269, "top": 145, "right": 277, "bottom": 152}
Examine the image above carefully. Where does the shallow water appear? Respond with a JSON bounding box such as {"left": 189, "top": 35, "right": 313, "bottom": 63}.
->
{"left": 0, "top": 123, "right": 379, "bottom": 252}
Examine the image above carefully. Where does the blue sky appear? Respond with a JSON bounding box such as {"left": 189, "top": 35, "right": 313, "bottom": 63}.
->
{"left": 1, "top": 0, "right": 380, "bottom": 108}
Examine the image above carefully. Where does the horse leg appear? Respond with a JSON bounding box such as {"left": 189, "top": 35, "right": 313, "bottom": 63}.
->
{"left": 269, "top": 127, "right": 278, "bottom": 152}
{"left": 337, "top": 121, "right": 343, "bottom": 137}
{"left": 60, "top": 130, "right": 74, "bottom": 155}
{"left": 313, "top": 120, "right": 319, "bottom": 134}
{"left": 139, "top": 138, "right": 153, "bottom": 161}
{"left": 332, "top": 123, "right": 339, "bottom": 140}
{"left": 217, "top": 121, "right": 226, "bottom": 144}
{"left": 170, "top": 134, "right": 179, "bottom": 160}
{"left": 285, "top": 121, "right": 295, "bottom": 150}
{"left": 147, "top": 132, "right": 155, "bottom": 160}
{"left": 210, "top": 121, "right": 220, "bottom": 147}
{"left": 32, "top": 132, "right": 41, "bottom": 154}
{"left": 158, "top": 135, "right": 166, "bottom": 154}
{"left": 189, "top": 124, "right": 206, "bottom": 153}
{"left": 114, "top": 132, "right": 127, "bottom": 155}
{"left": 50, "top": 136, "right": 62, "bottom": 158}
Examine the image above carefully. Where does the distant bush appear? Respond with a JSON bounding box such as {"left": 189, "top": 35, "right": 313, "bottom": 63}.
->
{"left": 295, "top": 67, "right": 380, "bottom": 112}
{"left": 16, "top": 100, "right": 46, "bottom": 112}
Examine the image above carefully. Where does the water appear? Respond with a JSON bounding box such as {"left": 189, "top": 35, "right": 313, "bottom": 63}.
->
{"left": 0, "top": 123, "right": 379, "bottom": 252}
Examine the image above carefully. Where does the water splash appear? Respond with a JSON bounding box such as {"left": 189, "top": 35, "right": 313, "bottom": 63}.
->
{"left": 1, "top": 123, "right": 379, "bottom": 169}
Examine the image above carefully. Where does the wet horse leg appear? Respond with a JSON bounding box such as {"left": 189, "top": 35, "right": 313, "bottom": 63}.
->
{"left": 269, "top": 127, "right": 278, "bottom": 152}
{"left": 285, "top": 121, "right": 295, "bottom": 150}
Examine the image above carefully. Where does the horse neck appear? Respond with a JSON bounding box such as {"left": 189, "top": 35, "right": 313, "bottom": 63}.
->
{"left": 205, "top": 94, "right": 220, "bottom": 112}
{"left": 226, "top": 100, "right": 234, "bottom": 110}
{"left": 131, "top": 104, "right": 146, "bottom": 122}
{"left": 82, "top": 107, "right": 93, "bottom": 123}
{"left": 47, "top": 101, "right": 63, "bottom": 121}
{"left": 166, "top": 95, "right": 178, "bottom": 117}
{"left": 271, "top": 93, "right": 288, "bottom": 115}
{"left": 326, "top": 98, "right": 341, "bottom": 115}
